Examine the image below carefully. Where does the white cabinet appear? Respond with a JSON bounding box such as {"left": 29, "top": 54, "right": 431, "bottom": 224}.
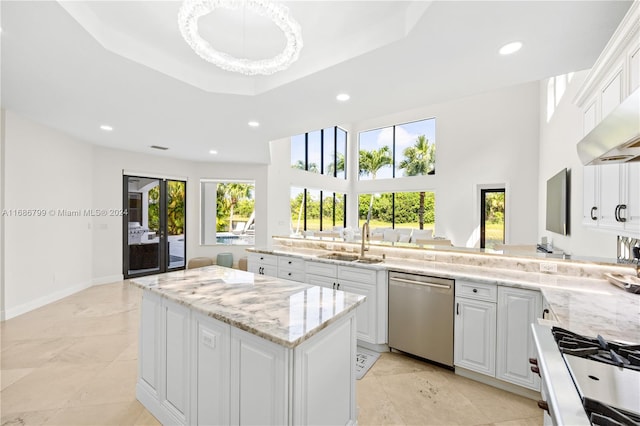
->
{"left": 292, "top": 313, "right": 356, "bottom": 426}
{"left": 454, "top": 281, "right": 542, "bottom": 392}
{"left": 582, "top": 165, "right": 599, "bottom": 226}
{"left": 277, "top": 255, "right": 305, "bottom": 282}
{"left": 600, "top": 66, "right": 624, "bottom": 118}
{"left": 596, "top": 163, "right": 640, "bottom": 235}
{"left": 231, "top": 328, "right": 287, "bottom": 425}
{"left": 496, "top": 286, "right": 542, "bottom": 391}
{"left": 581, "top": 162, "right": 640, "bottom": 236}
{"left": 191, "top": 313, "right": 230, "bottom": 426}
{"left": 305, "top": 260, "right": 387, "bottom": 346}
{"left": 137, "top": 293, "right": 191, "bottom": 425}
{"left": 454, "top": 281, "right": 496, "bottom": 376}
{"left": 247, "top": 252, "right": 278, "bottom": 277}
{"left": 137, "top": 288, "right": 358, "bottom": 426}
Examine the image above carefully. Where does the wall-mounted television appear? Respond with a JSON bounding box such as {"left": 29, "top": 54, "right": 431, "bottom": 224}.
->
{"left": 546, "top": 168, "right": 570, "bottom": 235}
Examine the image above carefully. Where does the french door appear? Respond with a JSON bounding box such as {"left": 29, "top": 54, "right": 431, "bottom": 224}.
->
{"left": 123, "top": 175, "right": 186, "bottom": 278}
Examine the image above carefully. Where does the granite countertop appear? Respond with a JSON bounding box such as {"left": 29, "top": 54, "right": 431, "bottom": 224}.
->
{"left": 129, "top": 265, "right": 365, "bottom": 348}
{"left": 248, "top": 247, "right": 640, "bottom": 344}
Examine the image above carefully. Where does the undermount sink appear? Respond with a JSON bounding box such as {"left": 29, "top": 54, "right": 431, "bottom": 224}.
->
{"left": 317, "top": 253, "right": 360, "bottom": 262}
{"left": 317, "top": 253, "right": 384, "bottom": 264}
{"left": 354, "top": 257, "right": 384, "bottom": 264}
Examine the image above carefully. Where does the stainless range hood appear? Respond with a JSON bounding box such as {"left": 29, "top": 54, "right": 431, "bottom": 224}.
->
{"left": 577, "top": 89, "right": 640, "bottom": 165}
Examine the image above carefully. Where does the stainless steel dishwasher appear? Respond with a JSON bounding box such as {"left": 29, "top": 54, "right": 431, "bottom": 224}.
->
{"left": 388, "top": 271, "right": 454, "bottom": 367}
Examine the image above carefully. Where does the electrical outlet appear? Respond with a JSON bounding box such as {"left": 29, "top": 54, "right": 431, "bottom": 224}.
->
{"left": 423, "top": 252, "right": 436, "bottom": 261}
{"left": 540, "top": 262, "right": 557, "bottom": 273}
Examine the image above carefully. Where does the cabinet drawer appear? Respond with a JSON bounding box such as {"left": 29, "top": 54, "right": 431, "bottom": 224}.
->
{"left": 339, "top": 266, "right": 376, "bottom": 283}
{"left": 278, "top": 269, "right": 305, "bottom": 282}
{"left": 305, "top": 261, "right": 338, "bottom": 277}
{"left": 252, "top": 253, "right": 278, "bottom": 266}
{"left": 456, "top": 280, "right": 497, "bottom": 302}
{"left": 278, "top": 256, "right": 305, "bottom": 271}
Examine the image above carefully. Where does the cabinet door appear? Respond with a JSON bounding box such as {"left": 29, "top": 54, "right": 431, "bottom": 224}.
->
{"left": 583, "top": 100, "right": 598, "bottom": 135}
{"left": 582, "top": 165, "right": 600, "bottom": 226}
{"left": 629, "top": 44, "right": 640, "bottom": 94}
{"left": 496, "top": 287, "right": 541, "bottom": 390}
{"left": 338, "top": 278, "right": 375, "bottom": 344}
{"left": 454, "top": 297, "right": 496, "bottom": 376}
{"left": 598, "top": 164, "right": 624, "bottom": 230}
{"left": 139, "top": 292, "right": 160, "bottom": 395}
{"left": 191, "top": 313, "right": 230, "bottom": 426}
{"left": 161, "top": 299, "right": 190, "bottom": 423}
{"left": 601, "top": 69, "right": 623, "bottom": 119}
{"left": 293, "top": 313, "right": 356, "bottom": 426}
{"left": 622, "top": 162, "right": 640, "bottom": 235}
{"left": 306, "top": 273, "right": 336, "bottom": 289}
{"left": 231, "top": 328, "right": 287, "bottom": 426}
{"left": 247, "top": 253, "right": 259, "bottom": 274}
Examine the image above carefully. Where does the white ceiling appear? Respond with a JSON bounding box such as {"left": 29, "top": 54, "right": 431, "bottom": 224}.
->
{"left": 1, "top": 1, "right": 633, "bottom": 164}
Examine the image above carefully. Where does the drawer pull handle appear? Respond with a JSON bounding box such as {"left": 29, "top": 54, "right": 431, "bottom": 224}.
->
{"left": 537, "top": 400, "right": 549, "bottom": 413}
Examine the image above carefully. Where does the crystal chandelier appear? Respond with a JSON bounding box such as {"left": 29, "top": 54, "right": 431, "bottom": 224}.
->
{"left": 178, "top": 0, "right": 303, "bottom": 76}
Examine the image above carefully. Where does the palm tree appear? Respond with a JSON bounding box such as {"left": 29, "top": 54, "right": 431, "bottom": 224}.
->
{"left": 398, "top": 135, "right": 435, "bottom": 229}
{"left": 292, "top": 160, "right": 319, "bottom": 173}
{"left": 359, "top": 146, "right": 393, "bottom": 223}
{"left": 222, "top": 183, "right": 252, "bottom": 232}
{"left": 327, "top": 152, "right": 345, "bottom": 176}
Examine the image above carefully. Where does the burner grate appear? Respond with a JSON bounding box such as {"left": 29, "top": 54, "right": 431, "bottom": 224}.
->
{"left": 552, "top": 327, "right": 640, "bottom": 371}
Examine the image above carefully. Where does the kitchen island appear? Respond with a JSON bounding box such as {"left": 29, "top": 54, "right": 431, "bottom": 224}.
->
{"left": 129, "top": 265, "right": 365, "bottom": 426}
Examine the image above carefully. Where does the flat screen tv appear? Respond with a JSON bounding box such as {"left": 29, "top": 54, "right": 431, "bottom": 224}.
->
{"left": 546, "top": 168, "right": 569, "bottom": 235}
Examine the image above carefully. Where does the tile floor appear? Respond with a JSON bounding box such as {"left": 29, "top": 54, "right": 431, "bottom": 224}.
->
{"left": 1, "top": 282, "right": 542, "bottom": 425}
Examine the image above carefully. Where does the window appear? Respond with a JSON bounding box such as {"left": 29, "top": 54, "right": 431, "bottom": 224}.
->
{"left": 291, "top": 126, "right": 347, "bottom": 178}
{"left": 290, "top": 187, "right": 346, "bottom": 234}
{"left": 358, "top": 191, "right": 435, "bottom": 232}
{"left": 200, "top": 180, "right": 255, "bottom": 245}
{"left": 546, "top": 72, "right": 575, "bottom": 122}
{"left": 359, "top": 118, "right": 435, "bottom": 180}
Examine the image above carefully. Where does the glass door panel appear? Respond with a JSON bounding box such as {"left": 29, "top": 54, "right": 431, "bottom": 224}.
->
{"left": 124, "top": 176, "right": 186, "bottom": 278}
{"left": 480, "top": 189, "right": 505, "bottom": 249}
{"left": 166, "top": 180, "right": 186, "bottom": 270}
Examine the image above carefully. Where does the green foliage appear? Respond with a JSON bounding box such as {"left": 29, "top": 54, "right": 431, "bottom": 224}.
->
{"left": 485, "top": 192, "right": 505, "bottom": 224}
{"left": 147, "top": 186, "right": 160, "bottom": 233}
{"left": 359, "top": 146, "right": 392, "bottom": 178}
{"left": 358, "top": 192, "right": 435, "bottom": 226}
{"left": 166, "top": 181, "right": 185, "bottom": 235}
{"left": 216, "top": 183, "right": 254, "bottom": 232}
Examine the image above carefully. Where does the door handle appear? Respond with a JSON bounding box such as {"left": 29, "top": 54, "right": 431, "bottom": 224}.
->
{"left": 456, "top": 302, "right": 460, "bottom": 315}
{"left": 618, "top": 204, "right": 627, "bottom": 222}
{"left": 615, "top": 205, "right": 620, "bottom": 222}
{"left": 590, "top": 206, "right": 598, "bottom": 221}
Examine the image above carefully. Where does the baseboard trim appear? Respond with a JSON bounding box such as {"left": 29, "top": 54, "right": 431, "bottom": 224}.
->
{"left": 3, "top": 280, "right": 92, "bottom": 320}
{"left": 455, "top": 367, "right": 541, "bottom": 400}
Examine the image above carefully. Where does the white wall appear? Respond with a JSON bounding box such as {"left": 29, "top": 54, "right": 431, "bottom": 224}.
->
{"left": 2, "top": 111, "right": 268, "bottom": 319}
{"left": 538, "top": 71, "right": 615, "bottom": 258}
{"left": 266, "top": 82, "right": 541, "bottom": 248}
{"left": 3, "top": 110, "right": 94, "bottom": 319}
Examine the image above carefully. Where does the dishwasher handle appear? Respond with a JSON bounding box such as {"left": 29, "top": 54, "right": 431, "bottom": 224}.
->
{"left": 390, "top": 277, "right": 452, "bottom": 289}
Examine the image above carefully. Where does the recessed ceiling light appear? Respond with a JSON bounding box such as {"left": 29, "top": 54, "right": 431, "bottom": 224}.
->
{"left": 209, "top": 149, "right": 218, "bottom": 155}
{"left": 248, "top": 121, "right": 260, "bottom": 127}
{"left": 499, "top": 41, "right": 523, "bottom": 55}
{"left": 336, "top": 93, "right": 350, "bottom": 102}
{"left": 99, "top": 124, "right": 113, "bottom": 131}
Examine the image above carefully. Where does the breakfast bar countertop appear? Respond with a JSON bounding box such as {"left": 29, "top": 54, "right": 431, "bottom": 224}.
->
{"left": 129, "top": 265, "right": 365, "bottom": 348}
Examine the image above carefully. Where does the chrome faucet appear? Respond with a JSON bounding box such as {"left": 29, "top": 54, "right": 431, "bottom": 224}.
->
{"left": 361, "top": 222, "right": 370, "bottom": 258}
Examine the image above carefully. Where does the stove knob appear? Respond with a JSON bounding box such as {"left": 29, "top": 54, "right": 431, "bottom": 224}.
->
{"left": 537, "top": 400, "right": 549, "bottom": 413}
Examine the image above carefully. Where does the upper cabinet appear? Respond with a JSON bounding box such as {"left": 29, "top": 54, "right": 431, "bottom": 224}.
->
{"left": 575, "top": 2, "right": 640, "bottom": 126}
{"left": 576, "top": 2, "right": 640, "bottom": 238}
